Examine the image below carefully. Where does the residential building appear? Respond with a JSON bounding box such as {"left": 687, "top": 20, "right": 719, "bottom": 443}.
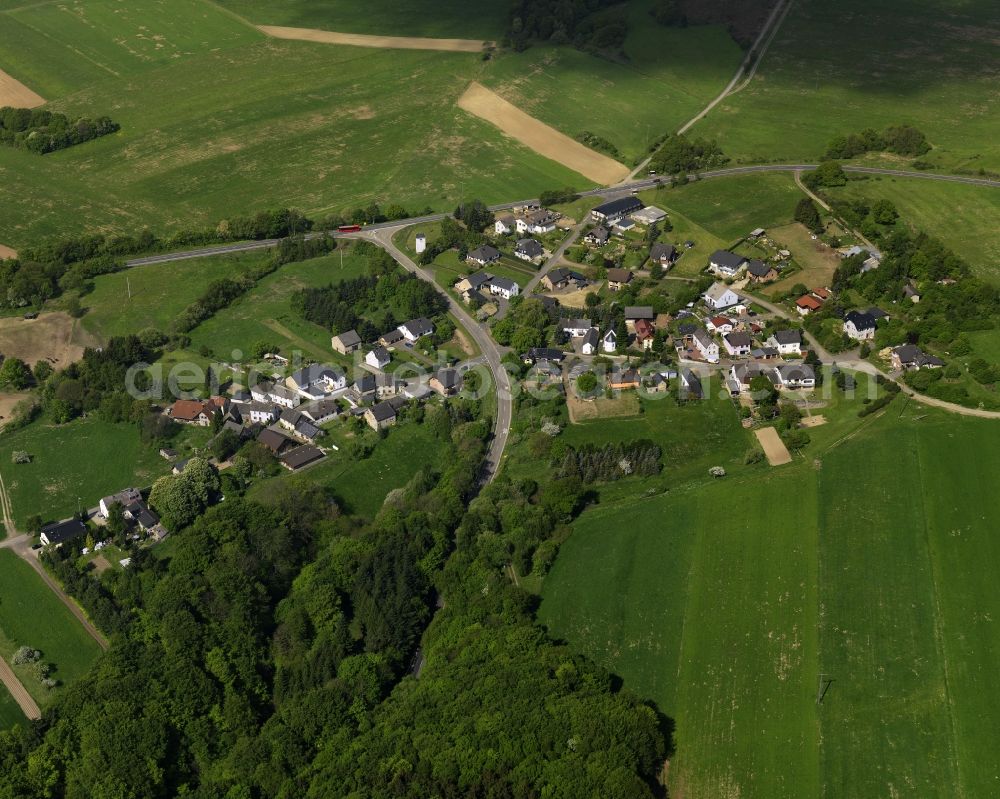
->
{"left": 286, "top": 364, "right": 346, "bottom": 399}
{"left": 766, "top": 329, "right": 802, "bottom": 355}
{"left": 891, "top": 344, "right": 944, "bottom": 371}
{"left": 543, "top": 267, "right": 586, "bottom": 290}
{"left": 706, "top": 315, "right": 734, "bottom": 335}
{"left": 99, "top": 487, "right": 142, "bottom": 518}
{"left": 516, "top": 209, "right": 558, "bottom": 234}
{"left": 634, "top": 319, "right": 654, "bottom": 351}
{"left": 624, "top": 306, "right": 654, "bottom": 322}
{"left": 467, "top": 245, "right": 501, "bottom": 266}
{"left": 723, "top": 331, "right": 752, "bottom": 357}
{"left": 488, "top": 276, "right": 520, "bottom": 300}
{"left": 331, "top": 329, "right": 362, "bottom": 354}
{"left": 581, "top": 327, "right": 599, "bottom": 355}
{"left": 771, "top": 363, "right": 816, "bottom": 390}
{"left": 904, "top": 282, "right": 921, "bottom": 303}
{"left": 300, "top": 399, "right": 340, "bottom": 425}
{"left": 40, "top": 519, "right": 87, "bottom": 547}
{"left": 280, "top": 445, "right": 325, "bottom": 472}
{"left": 703, "top": 282, "right": 740, "bottom": 310}
{"left": 514, "top": 238, "right": 543, "bottom": 261}
{"left": 252, "top": 380, "right": 300, "bottom": 409}
{"left": 560, "top": 318, "right": 593, "bottom": 338}
{"left": 455, "top": 270, "right": 493, "bottom": 295}
{"left": 730, "top": 361, "right": 769, "bottom": 392}
{"left": 430, "top": 368, "right": 461, "bottom": 397}
{"left": 680, "top": 369, "right": 703, "bottom": 399}
{"left": 246, "top": 402, "right": 281, "bottom": 425}
{"left": 692, "top": 328, "right": 720, "bottom": 363}
{"left": 523, "top": 347, "right": 566, "bottom": 365}
{"left": 610, "top": 368, "right": 640, "bottom": 390}
{"left": 379, "top": 328, "right": 405, "bottom": 347}
{"left": 584, "top": 226, "right": 609, "bottom": 246}
{"left": 167, "top": 396, "right": 228, "bottom": 426}
{"left": 602, "top": 329, "right": 618, "bottom": 353}
{"left": 844, "top": 310, "right": 877, "bottom": 341}
{"left": 399, "top": 318, "right": 435, "bottom": 342}
{"left": 365, "top": 400, "right": 397, "bottom": 431}
{"left": 796, "top": 295, "right": 823, "bottom": 316}
{"left": 708, "top": 249, "right": 747, "bottom": 278}
{"left": 606, "top": 268, "right": 633, "bottom": 291}
{"left": 353, "top": 373, "right": 377, "bottom": 398}
{"left": 258, "top": 427, "right": 294, "bottom": 455}
{"left": 649, "top": 242, "right": 677, "bottom": 267}
{"left": 590, "top": 196, "right": 642, "bottom": 224}
{"left": 366, "top": 346, "right": 391, "bottom": 369}
{"left": 747, "top": 259, "right": 778, "bottom": 283}
{"left": 494, "top": 214, "right": 515, "bottom": 235}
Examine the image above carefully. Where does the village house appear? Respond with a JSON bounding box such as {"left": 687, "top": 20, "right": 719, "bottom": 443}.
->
{"left": 703, "top": 282, "right": 740, "bottom": 311}
{"left": 99, "top": 487, "right": 143, "bottom": 518}
{"left": 581, "top": 327, "right": 599, "bottom": 355}
{"left": 560, "top": 318, "right": 593, "bottom": 338}
{"left": 602, "top": 329, "right": 618, "bottom": 353}
{"left": 747, "top": 259, "right": 778, "bottom": 283}
{"left": 634, "top": 319, "right": 655, "bottom": 351}
{"left": 246, "top": 401, "right": 282, "bottom": 425}
{"left": 584, "top": 226, "right": 610, "bottom": 246}
{"left": 706, "top": 315, "right": 734, "bottom": 335}
{"left": 366, "top": 346, "right": 391, "bottom": 370}
{"left": 891, "top": 344, "right": 944, "bottom": 371}
{"left": 494, "top": 213, "right": 515, "bottom": 235}
{"left": 844, "top": 310, "right": 877, "bottom": 341}
{"left": 796, "top": 295, "right": 823, "bottom": 316}
{"left": 766, "top": 329, "right": 802, "bottom": 355}
{"left": 515, "top": 238, "right": 543, "bottom": 262}
{"left": 379, "top": 328, "right": 405, "bottom": 347}
{"left": 590, "top": 196, "right": 642, "bottom": 224}
{"left": 606, "top": 268, "right": 633, "bottom": 291}
{"left": 543, "top": 267, "right": 586, "bottom": 291}
{"left": 517, "top": 208, "right": 558, "bottom": 235}
{"left": 523, "top": 347, "right": 566, "bottom": 365}
{"left": 300, "top": 398, "right": 339, "bottom": 425}
{"left": 252, "top": 380, "right": 300, "bottom": 409}
{"left": 692, "top": 327, "right": 720, "bottom": 363}
{"left": 708, "top": 250, "right": 747, "bottom": 278}
{"left": 624, "top": 306, "right": 654, "bottom": 327}
{"left": 454, "top": 270, "right": 493, "bottom": 295}
{"left": 365, "top": 400, "right": 398, "bottom": 431}
{"left": 632, "top": 206, "right": 667, "bottom": 226}
{"left": 609, "top": 368, "right": 640, "bottom": 390}
{"left": 488, "top": 276, "right": 520, "bottom": 300}
{"left": 649, "top": 242, "right": 677, "bottom": 268}
{"left": 398, "top": 318, "right": 435, "bottom": 342}
{"left": 331, "top": 329, "right": 362, "bottom": 355}
{"left": 729, "top": 361, "right": 769, "bottom": 393}
{"left": 167, "top": 397, "right": 228, "bottom": 427}
{"left": 280, "top": 445, "right": 325, "bottom": 472}
{"left": 286, "top": 364, "right": 347, "bottom": 400}
{"left": 353, "top": 372, "right": 377, "bottom": 399}
{"left": 771, "top": 363, "right": 816, "bottom": 390}
{"left": 430, "top": 368, "right": 461, "bottom": 397}
{"left": 279, "top": 408, "right": 324, "bottom": 443}
{"left": 904, "top": 282, "right": 921, "bottom": 303}
{"left": 723, "top": 331, "right": 752, "bottom": 357}
{"left": 40, "top": 519, "right": 88, "bottom": 547}
{"left": 467, "top": 245, "right": 501, "bottom": 266}
{"left": 258, "top": 427, "right": 295, "bottom": 455}
{"left": 680, "top": 369, "right": 703, "bottom": 399}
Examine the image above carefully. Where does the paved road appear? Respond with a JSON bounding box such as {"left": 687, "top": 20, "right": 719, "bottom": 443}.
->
{"left": 525, "top": 218, "right": 589, "bottom": 295}
{"left": 356, "top": 228, "right": 514, "bottom": 482}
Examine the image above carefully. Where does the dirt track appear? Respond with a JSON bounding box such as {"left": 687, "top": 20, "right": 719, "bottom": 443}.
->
{"left": 0, "top": 68, "right": 44, "bottom": 108}
{"left": 458, "top": 82, "right": 630, "bottom": 185}
{"left": 258, "top": 25, "right": 491, "bottom": 53}
{"left": 755, "top": 426, "right": 792, "bottom": 466}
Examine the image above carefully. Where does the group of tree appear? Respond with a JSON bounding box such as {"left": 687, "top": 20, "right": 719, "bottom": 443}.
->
{"left": 576, "top": 130, "right": 622, "bottom": 159}
{"left": 794, "top": 197, "right": 823, "bottom": 233}
{"left": 417, "top": 212, "right": 489, "bottom": 265}
{"left": 824, "top": 125, "right": 931, "bottom": 160}
{"left": 556, "top": 439, "right": 663, "bottom": 482}
{"left": 505, "top": 0, "right": 627, "bottom": 53}
{"left": 648, "top": 134, "right": 728, "bottom": 176}
{"left": 491, "top": 296, "right": 558, "bottom": 352}
{"left": 453, "top": 198, "right": 495, "bottom": 232}
{"left": 0, "top": 106, "right": 119, "bottom": 154}
{"left": 801, "top": 160, "right": 848, "bottom": 189}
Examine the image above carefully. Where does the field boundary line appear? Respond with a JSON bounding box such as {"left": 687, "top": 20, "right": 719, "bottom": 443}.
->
{"left": 258, "top": 25, "right": 493, "bottom": 53}
{"left": 0, "top": 656, "right": 40, "bottom": 721}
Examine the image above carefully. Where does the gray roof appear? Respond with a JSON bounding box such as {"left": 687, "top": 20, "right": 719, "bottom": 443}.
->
{"left": 466, "top": 271, "right": 493, "bottom": 290}
{"left": 624, "top": 306, "right": 654, "bottom": 319}
{"left": 333, "top": 329, "right": 361, "bottom": 347}
{"left": 583, "top": 327, "right": 599, "bottom": 349}
{"left": 586, "top": 226, "right": 610, "bottom": 242}
{"left": 468, "top": 245, "right": 500, "bottom": 262}
{"left": 561, "top": 318, "right": 592, "bottom": 330}
{"left": 772, "top": 329, "right": 801, "bottom": 345}
{"left": 288, "top": 364, "right": 343, "bottom": 388}
{"left": 355, "top": 373, "right": 377, "bottom": 393}
{"left": 593, "top": 196, "right": 642, "bottom": 217}
{"left": 516, "top": 238, "right": 543, "bottom": 257}
{"left": 747, "top": 259, "right": 772, "bottom": 277}
{"left": 435, "top": 368, "right": 461, "bottom": 389}
{"left": 380, "top": 328, "right": 404, "bottom": 343}
{"left": 369, "top": 401, "right": 396, "bottom": 422}
{"left": 710, "top": 250, "right": 747, "bottom": 270}
{"left": 401, "top": 317, "right": 434, "bottom": 337}
{"left": 490, "top": 276, "right": 518, "bottom": 292}
{"left": 845, "top": 310, "right": 877, "bottom": 331}
{"left": 368, "top": 345, "right": 390, "bottom": 362}
{"left": 774, "top": 363, "right": 816, "bottom": 381}
{"left": 41, "top": 519, "right": 87, "bottom": 545}
{"left": 725, "top": 331, "right": 752, "bottom": 348}
{"left": 650, "top": 242, "right": 676, "bottom": 262}
{"left": 525, "top": 347, "right": 565, "bottom": 363}
{"left": 281, "top": 445, "right": 325, "bottom": 470}
{"left": 894, "top": 344, "right": 944, "bottom": 367}
{"left": 692, "top": 328, "right": 714, "bottom": 348}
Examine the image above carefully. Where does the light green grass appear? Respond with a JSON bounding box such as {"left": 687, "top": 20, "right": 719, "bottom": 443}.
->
{"left": 248, "top": 420, "right": 447, "bottom": 518}
{"left": 215, "top": 0, "right": 509, "bottom": 39}
{"left": 0, "top": 416, "right": 167, "bottom": 528}
{"left": 823, "top": 177, "right": 1000, "bottom": 281}
{"left": 478, "top": 2, "right": 742, "bottom": 162}
{"left": 695, "top": 0, "right": 1000, "bottom": 173}
{"left": 0, "top": 686, "right": 26, "bottom": 730}
{"left": 82, "top": 251, "right": 264, "bottom": 341}
{"left": 0, "top": 550, "right": 102, "bottom": 706}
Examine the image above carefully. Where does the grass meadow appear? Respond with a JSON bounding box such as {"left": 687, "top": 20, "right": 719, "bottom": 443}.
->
{"left": 696, "top": 0, "right": 1000, "bottom": 173}
{"left": 0, "top": 688, "right": 25, "bottom": 730}
{"left": 538, "top": 392, "right": 1000, "bottom": 797}
{"left": 0, "top": 550, "right": 103, "bottom": 707}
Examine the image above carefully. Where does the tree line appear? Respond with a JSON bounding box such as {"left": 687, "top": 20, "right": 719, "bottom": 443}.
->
{"left": 505, "top": 0, "right": 627, "bottom": 53}
{"left": 824, "top": 125, "right": 931, "bottom": 160}
{"left": 0, "top": 106, "right": 119, "bottom": 154}
{"left": 556, "top": 439, "right": 663, "bottom": 483}
{"left": 649, "top": 133, "right": 728, "bottom": 176}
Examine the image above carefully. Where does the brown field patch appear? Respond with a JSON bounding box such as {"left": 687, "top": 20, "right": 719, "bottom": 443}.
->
{"left": 755, "top": 426, "right": 792, "bottom": 466}
{"left": 0, "top": 312, "right": 98, "bottom": 368}
{"left": 766, "top": 222, "right": 842, "bottom": 296}
{"left": 258, "top": 25, "right": 490, "bottom": 53}
{"left": 0, "top": 68, "right": 44, "bottom": 108}
{"left": 566, "top": 387, "right": 641, "bottom": 423}
{"left": 0, "top": 245, "right": 17, "bottom": 260}
{"left": 0, "top": 392, "right": 29, "bottom": 428}
{"left": 457, "top": 82, "right": 629, "bottom": 185}
{"left": 800, "top": 414, "right": 827, "bottom": 428}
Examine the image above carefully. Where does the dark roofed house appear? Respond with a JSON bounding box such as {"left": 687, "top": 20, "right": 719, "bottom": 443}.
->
{"left": 467, "top": 245, "right": 501, "bottom": 266}
{"left": 399, "top": 318, "right": 434, "bottom": 342}
{"left": 280, "top": 445, "right": 326, "bottom": 471}
{"left": 258, "top": 427, "right": 294, "bottom": 455}
{"left": 723, "top": 331, "right": 753, "bottom": 356}
{"left": 892, "top": 344, "right": 944, "bottom": 371}
{"left": 844, "top": 310, "right": 877, "bottom": 341}
{"left": 709, "top": 249, "right": 748, "bottom": 277}
{"left": 590, "top": 196, "right": 642, "bottom": 223}
{"left": 747, "top": 259, "right": 778, "bottom": 283}
{"left": 560, "top": 318, "right": 593, "bottom": 337}
{"left": 680, "top": 369, "right": 703, "bottom": 399}
{"left": 585, "top": 226, "right": 610, "bottom": 245}
{"left": 514, "top": 238, "right": 543, "bottom": 261}
{"left": 430, "top": 368, "right": 462, "bottom": 397}
{"left": 649, "top": 242, "right": 677, "bottom": 267}
{"left": 624, "top": 306, "right": 655, "bottom": 321}
{"left": 523, "top": 347, "right": 565, "bottom": 365}
{"left": 379, "top": 328, "right": 405, "bottom": 347}
{"left": 365, "top": 400, "right": 398, "bottom": 430}
{"left": 606, "top": 268, "right": 633, "bottom": 290}
{"left": 40, "top": 519, "right": 87, "bottom": 547}
{"left": 331, "top": 329, "right": 362, "bottom": 355}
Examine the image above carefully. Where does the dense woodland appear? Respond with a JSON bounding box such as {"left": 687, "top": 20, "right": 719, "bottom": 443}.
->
{"left": 0, "top": 389, "right": 668, "bottom": 797}
{"left": 0, "top": 107, "right": 119, "bottom": 154}
{"left": 505, "top": 0, "right": 627, "bottom": 53}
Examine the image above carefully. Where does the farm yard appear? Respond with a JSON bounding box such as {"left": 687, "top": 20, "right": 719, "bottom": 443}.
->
{"left": 538, "top": 407, "right": 1000, "bottom": 798}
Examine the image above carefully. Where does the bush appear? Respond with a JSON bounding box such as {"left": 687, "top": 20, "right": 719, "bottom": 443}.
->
{"left": 11, "top": 646, "right": 41, "bottom": 665}
{"left": 11, "top": 450, "right": 31, "bottom": 464}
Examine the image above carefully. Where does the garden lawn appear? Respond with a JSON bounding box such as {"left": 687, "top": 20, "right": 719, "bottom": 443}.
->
{"left": 695, "top": 0, "right": 1000, "bottom": 173}
{"left": 82, "top": 251, "right": 265, "bottom": 341}
{"left": 0, "top": 416, "right": 167, "bottom": 528}
{"left": 0, "top": 550, "right": 103, "bottom": 706}
{"left": 823, "top": 178, "right": 1000, "bottom": 282}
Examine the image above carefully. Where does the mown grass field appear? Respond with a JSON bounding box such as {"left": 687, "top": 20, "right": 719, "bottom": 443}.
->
{"left": 82, "top": 251, "right": 265, "bottom": 341}
{"left": 0, "top": 689, "right": 25, "bottom": 730}
{"left": 0, "top": 550, "right": 103, "bottom": 707}
{"left": 697, "top": 0, "right": 1000, "bottom": 173}
{"left": 0, "top": 416, "right": 167, "bottom": 528}
{"left": 0, "top": 0, "right": 587, "bottom": 248}
{"left": 478, "top": 0, "right": 742, "bottom": 163}
{"left": 823, "top": 177, "right": 1000, "bottom": 281}
{"left": 539, "top": 400, "right": 1000, "bottom": 797}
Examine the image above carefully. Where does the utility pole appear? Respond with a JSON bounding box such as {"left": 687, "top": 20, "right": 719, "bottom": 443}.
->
{"left": 126, "top": 276, "right": 131, "bottom": 300}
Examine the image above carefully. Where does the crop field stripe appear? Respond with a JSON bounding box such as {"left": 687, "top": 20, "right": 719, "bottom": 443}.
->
{"left": 0, "top": 65, "right": 44, "bottom": 106}
{"left": 457, "top": 82, "right": 629, "bottom": 185}
{"left": 258, "top": 25, "right": 491, "bottom": 52}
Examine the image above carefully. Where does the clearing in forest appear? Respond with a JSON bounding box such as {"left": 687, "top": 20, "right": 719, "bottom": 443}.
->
{"left": 457, "top": 82, "right": 630, "bottom": 185}
{"left": 257, "top": 25, "right": 490, "bottom": 52}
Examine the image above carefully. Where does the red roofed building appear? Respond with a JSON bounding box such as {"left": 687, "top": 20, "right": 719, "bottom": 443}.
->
{"left": 634, "top": 318, "right": 655, "bottom": 351}
{"left": 167, "top": 396, "right": 228, "bottom": 426}
{"left": 796, "top": 295, "right": 823, "bottom": 316}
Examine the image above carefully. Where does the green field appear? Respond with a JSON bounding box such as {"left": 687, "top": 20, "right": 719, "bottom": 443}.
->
{"left": 696, "top": 0, "right": 1000, "bottom": 173}
{"left": 479, "top": 0, "right": 742, "bottom": 163}
{"left": 215, "top": 0, "right": 509, "bottom": 38}
{"left": 0, "top": 687, "right": 25, "bottom": 730}
{"left": 0, "top": 416, "right": 167, "bottom": 528}
{"left": 539, "top": 402, "right": 1000, "bottom": 797}
{"left": 248, "top": 420, "right": 448, "bottom": 518}
{"left": 823, "top": 177, "right": 1000, "bottom": 281}
{"left": 0, "top": 0, "right": 587, "bottom": 248}
{"left": 0, "top": 550, "right": 103, "bottom": 707}
{"left": 82, "top": 251, "right": 265, "bottom": 341}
